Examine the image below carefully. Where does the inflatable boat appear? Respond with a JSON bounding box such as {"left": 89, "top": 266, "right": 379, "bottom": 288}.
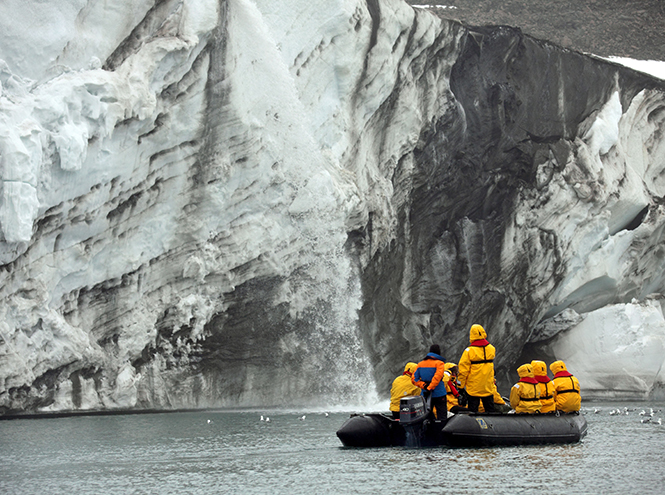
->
{"left": 336, "top": 396, "right": 588, "bottom": 448}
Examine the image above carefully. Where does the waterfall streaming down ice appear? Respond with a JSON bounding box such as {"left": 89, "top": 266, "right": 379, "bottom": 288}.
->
{"left": 0, "top": 0, "right": 385, "bottom": 412}
{"left": 2, "top": 0, "right": 665, "bottom": 415}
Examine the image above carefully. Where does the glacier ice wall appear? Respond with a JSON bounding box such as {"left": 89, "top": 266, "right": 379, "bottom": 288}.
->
{"left": 361, "top": 22, "right": 665, "bottom": 397}
{"left": 1, "top": 0, "right": 665, "bottom": 415}
{"left": 0, "top": 0, "right": 387, "bottom": 413}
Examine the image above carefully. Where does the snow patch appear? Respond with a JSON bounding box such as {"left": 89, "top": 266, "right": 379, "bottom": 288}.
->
{"left": 550, "top": 300, "right": 665, "bottom": 399}
{"left": 606, "top": 56, "right": 665, "bottom": 81}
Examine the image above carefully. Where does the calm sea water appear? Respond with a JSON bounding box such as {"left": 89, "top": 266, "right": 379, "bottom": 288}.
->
{"left": 1, "top": 401, "right": 664, "bottom": 495}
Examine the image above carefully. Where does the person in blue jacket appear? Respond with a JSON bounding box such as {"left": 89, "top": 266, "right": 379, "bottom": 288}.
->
{"left": 412, "top": 344, "right": 447, "bottom": 419}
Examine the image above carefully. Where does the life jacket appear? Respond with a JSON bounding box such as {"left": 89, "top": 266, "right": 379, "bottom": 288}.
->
{"left": 458, "top": 334, "right": 496, "bottom": 397}
{"left": 510, "top": 364, "right": 542, "bottom": 414}
{"left": 534, "top": 376, "right": 556, "bottom": 413}
{"left": 516, "top": 377, "right": 542, "bottom": 413}
{"left": 552, "top": 371, "right": 581, "bottom": 412}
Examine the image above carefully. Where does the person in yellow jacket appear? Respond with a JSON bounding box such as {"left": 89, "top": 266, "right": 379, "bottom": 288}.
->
{"left": 444, "top": 363, "right": 462, "bottom": 412}
{"left": 550, "top": 360, "right": 581, "bottom": 413}
{"left": 389, "top": 362, "right": 422, "bottom": 419}
{"left": 458, "top": 324, "right": 496, "bottom": 412}
{"left": 509, "top": 363, "right": 542, "bottom": 414}
{"left": 531, "top": 360, "right": 556, "bottom": 413}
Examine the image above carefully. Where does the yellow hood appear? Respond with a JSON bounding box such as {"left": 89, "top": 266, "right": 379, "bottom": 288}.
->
{"left": 517, "top": 363, "right": 534, "bottom": 378}
{"left": 531, "top": 360, "right": 547, "bottom": 376}
{"left": 550, "top": 360, "right": 567, "bottom": 375}
{"left": 403, "top": 362, "right": 418, "bottom": 376}
{"left": 469, "top": 324, "right": 487, "bottom": 341}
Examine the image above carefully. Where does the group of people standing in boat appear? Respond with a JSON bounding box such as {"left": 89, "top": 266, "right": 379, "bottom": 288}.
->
{"left": 389, "top": 324, "right": 581, "bottom": 419}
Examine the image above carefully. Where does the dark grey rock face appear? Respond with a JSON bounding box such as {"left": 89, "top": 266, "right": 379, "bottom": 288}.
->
{"left": 358, "top": 24, "right": 665, "bottom": 394}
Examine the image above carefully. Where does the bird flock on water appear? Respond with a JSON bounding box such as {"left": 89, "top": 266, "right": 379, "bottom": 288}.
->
{"left": 255, "top": 412, "right": 330, "bottom": 424}
{"left": 204, "top": 408, "right": 665, "bottom": 426}
{"left": 584, "top": 406, "right": 662, "bottom": 425}
{"left": 203, "top": 412, "right": 332, "bottom": 425}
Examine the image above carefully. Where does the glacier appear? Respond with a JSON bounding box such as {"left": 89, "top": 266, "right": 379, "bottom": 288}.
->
{"left": 0, "top": 0, "right": 664, "bottom": 415}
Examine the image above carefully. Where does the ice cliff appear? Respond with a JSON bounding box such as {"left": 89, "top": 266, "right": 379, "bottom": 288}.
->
{"left": 1, "top": 0, "right": 664, "bottom": 415}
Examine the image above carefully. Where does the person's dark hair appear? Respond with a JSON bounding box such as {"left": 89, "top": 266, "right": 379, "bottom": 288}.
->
{"left": 429, "top": 344, "right": 441, "bottom": 355}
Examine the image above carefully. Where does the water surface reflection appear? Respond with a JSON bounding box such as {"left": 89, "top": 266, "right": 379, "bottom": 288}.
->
{"left": 1, "top": 402, "right": 663, "bottom": 494}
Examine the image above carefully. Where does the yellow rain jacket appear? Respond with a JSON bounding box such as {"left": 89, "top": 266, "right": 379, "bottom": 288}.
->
{"left": 531, "top": 360, "right": 556, "bottom": 413}
{"left": 444, "top": 363, "right": 460, "bottom": 410}
{"left": 550, "top": 360, "right": 581, "bottom": 412}
{"left": 458, "top": 324, "right": 496, "bottom": 396}
{"left": 389, "top": 362, "right": 422, "bottom": 412}
{"left": 509, "top": 363, "right": 542, "bottom": 414}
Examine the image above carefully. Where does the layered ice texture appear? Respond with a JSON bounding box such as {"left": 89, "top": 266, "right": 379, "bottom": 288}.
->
{"left": 0, "top": 0, "right": 664, "bottom": 414}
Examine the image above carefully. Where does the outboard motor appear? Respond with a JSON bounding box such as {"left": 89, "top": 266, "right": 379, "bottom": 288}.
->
{"left": 400, "top": 395, "right": 429, "bottom": 447}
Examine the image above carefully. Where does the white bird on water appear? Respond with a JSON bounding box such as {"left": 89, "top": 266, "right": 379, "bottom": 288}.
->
{"left": 300, "top": 415, "right": 306, "bottom": 421}
{"left": 260, "top": 415, "right": 264, "bottom": 421}
{"left": 265, "top": 417, "right": 270, "bottom": 423}
{"left": 207, "top": 419, "right": 212, "bottom": 424}
{"left": 641, "top": 417, "right": 652, "bottom": 424}
{"left": 324, "top": 412, "right": 329, "bottom": 417}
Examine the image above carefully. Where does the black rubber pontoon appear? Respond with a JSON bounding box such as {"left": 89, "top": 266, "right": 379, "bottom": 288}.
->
{"left": 441, "top": 412, "right": 588, "bottom": 447}
{"left": 336, "top": 408, "right": 588, "bottom": 448}
{"left": 335, "top": 413, "right": 406, "bottom": 447}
